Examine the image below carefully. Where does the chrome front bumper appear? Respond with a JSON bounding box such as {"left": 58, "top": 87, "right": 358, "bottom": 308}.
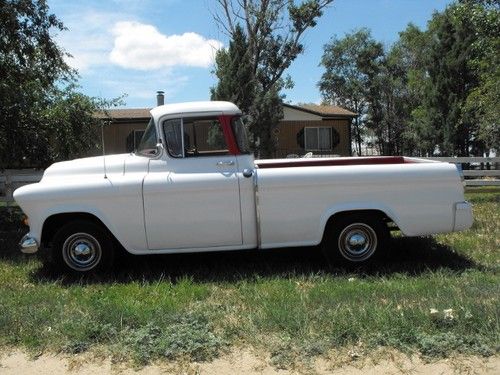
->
{"left": 19, "top": 233, "right": 39, "bottom": 254}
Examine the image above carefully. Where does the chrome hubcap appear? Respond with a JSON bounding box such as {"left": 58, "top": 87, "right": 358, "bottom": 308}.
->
{"left": 338, "top": 223, "right": 377, "bottom": 261}
{"left": 62, "top": 233, "right": 102, "bottom": 271}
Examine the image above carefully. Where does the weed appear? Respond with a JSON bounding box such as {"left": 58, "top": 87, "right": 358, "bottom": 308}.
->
{"left": 124, "top": 314, "right": 225, "bottom": 364}
{"left": 270, "top": 342, "right": 296, "bottom": 369}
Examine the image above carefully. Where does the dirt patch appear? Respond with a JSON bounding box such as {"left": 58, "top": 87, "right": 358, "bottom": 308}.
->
{"left": 1, "top": 349, "right": 498, "bottom": 375}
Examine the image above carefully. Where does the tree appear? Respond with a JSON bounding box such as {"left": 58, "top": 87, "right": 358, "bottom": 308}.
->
{"left": 211, "top": 25, "right": 255, "bottom": 114}
{"left": 395, "top": 1, "right": 499, "bottom": 157}
{"left": 0, "top": 0, "right": 119, "bottom": 168}
{"left": 370, "top": 24, "right": 432, "bottom": 156}
{"left": 390, "top": 24, "right": 436, "bottom": 156}
{"left": 413, "top": 6, "right": 481, "bottom": 156}
{"left": 42, "top": 86, "right": 123, "bottom": 164}
{"left": 319, "top": 1, "right": 498, "bottom": 157}
{"left": 318, "top": 29, "right": 384, "bottom": 155}
{"left": 213, "top": 0, "right": 334, "bottom": 157}
{"left": 1, "top": 0, "right": 70, "bottom": 167}
{"left": 457, "top": 0, "right": 500, "bottom": 153}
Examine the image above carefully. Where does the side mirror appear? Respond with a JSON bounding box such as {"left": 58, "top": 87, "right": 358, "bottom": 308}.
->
{"left": 140, "top": 143, "right": 163, "bottom": 156}
{"left": 148, "top": 142, "right": 164, "bottom": 156}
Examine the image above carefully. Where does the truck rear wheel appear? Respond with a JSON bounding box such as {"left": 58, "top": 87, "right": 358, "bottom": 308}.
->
{"left": 322, "top": 213, "right": 388, "bottom": 264}
{"left": 51, "top": 220, "right": 114, "bottom": 274}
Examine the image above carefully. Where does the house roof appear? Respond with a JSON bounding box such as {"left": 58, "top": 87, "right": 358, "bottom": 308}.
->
{"left": 99, "top": 102, "right": 356, "bottom": 122}
{"left": 283, "top": 103, "right": 357, "bottom": 118}
{"left": 96, "top": 108, "right": 152, "bottom": 121}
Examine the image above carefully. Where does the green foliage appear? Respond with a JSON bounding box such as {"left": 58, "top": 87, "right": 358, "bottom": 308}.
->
{"left": 319, "top": 29, "right": 384, "bottom": 155}
{"left": 416, "top": 7, "right": 481, "bottom": 156}
{"left": 206, "top": 120, "right": 227, "bottom": 149}
{"left": 406, "top": 2, "right": 499, "bottom": 156}
{"left": 0, "top": 0, "right": 72, "bottom": 86}
{"left": 319, "top": 1, "right": 499, "bottom": 156}
{"left": 0, "top": 0, "right": 122, "bottom": 169}
{"left": 213, "top": 0, "right": 333, "bottom": 157}
{"left": 417, "top": 332, "right": 494, "bottom": 358}
{"left": 211, "top": 25, "right": 255, "bottom": 114}
{"left": 247, "top": 86, "right": 284, "bottom": 158}
{"left": 393, "top": 24, "right": 436, "bottom": 155}
{"left": 124, "top": 315, "right": 225, "bottom": 364}
{"left": 0, "top": 0, "right": 70, "bottom": 168}
{"left": 457, "top": 0, "right": 500, "bottom": 151}
{"left": 43, "top": 86, "right": 124, "bottom": 164}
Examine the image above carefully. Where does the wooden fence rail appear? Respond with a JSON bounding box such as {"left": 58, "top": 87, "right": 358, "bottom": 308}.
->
{"left": 0, "top": 169, "right": 43, "bottom": 204}
{"left": 1, "top": 157, "right": 499, "bottom": 203}
{"left": 423, "top": 157, "right": 500, "bottom": 187}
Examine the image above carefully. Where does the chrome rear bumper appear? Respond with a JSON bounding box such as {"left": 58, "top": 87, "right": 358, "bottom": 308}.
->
{"left": 20, "top": 234, "right": 39, "bottom": 254}
{"left": 454, "top": 201, "right": 473, "bottom": 231}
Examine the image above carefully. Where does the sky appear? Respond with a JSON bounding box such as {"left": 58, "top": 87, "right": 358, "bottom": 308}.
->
{"left": 48, "top": 0, "right": 453, "bottom": 108}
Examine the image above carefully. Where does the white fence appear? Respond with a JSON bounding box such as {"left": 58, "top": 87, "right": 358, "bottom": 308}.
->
{"left": 423, "top": 157, "right": 500, "bottom": 186}
{"left": 1, "top": 157, "right": 499, "bottom": 203}
{"left": 0, "top": 169, "right": 44, "bottom": 204}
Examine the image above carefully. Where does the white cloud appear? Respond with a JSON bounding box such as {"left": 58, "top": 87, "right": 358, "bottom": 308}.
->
{"left": 109, "top": 21, "right": 223, "bottom": 70}
{"left": 55, "top": 9, "right": 131, "bottom": 72}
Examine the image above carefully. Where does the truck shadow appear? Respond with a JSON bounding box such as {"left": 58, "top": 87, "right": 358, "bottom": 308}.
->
{"left": 29, "top": 235, "right": 483, "bottom": 285}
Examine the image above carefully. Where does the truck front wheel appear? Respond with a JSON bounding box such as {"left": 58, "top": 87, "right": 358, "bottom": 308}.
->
{"left": 51, "top": 221, "right": 114, "bottom": 274}
{"left": 322, "top": 213, "right": 388, "bottom": 264}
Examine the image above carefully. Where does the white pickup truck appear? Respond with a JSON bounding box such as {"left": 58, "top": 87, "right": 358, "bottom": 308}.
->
{"left": 14, "top": 101, "right": 473, "bottom": 273}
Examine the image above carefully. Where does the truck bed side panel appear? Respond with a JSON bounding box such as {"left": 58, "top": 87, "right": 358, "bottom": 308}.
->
{"left": 256, "top": 163, "right": 464, "bottom": 248}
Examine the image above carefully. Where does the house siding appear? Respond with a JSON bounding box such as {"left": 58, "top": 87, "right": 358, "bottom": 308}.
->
{"left": 102, "top": 121, "right": 148, "bottom": 155}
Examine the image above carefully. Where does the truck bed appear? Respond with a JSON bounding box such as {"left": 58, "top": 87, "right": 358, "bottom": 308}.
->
{"left": 255, "top": 156, "right": 428, "bottom": 169}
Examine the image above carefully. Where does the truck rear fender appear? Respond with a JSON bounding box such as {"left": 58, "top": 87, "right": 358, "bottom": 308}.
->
{"left": 319, "top": 203, "right": 401, "bottom": 241}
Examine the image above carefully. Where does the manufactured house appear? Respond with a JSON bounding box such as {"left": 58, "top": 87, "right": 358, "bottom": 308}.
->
{"left": 99, "top": 96, "right": 356, "bottom": 157}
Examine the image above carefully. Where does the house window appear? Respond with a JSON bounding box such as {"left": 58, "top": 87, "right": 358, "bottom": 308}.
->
{"left": 304, "top": 127, "right": 333, "bottom": 151}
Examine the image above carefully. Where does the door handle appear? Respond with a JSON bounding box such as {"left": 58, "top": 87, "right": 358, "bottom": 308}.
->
{"left": 216, "top": 161, "right": 235, "bottom": 167}
{"left": 243, "top": 169, "right": 254, "bottom": 178}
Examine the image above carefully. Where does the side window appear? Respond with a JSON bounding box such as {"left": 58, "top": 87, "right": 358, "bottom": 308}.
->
{"left": 163, "top": 117, "right": 229, "bottom": 158}
{"left": 136, "top": 118, "right": 158, "bottom": 155}
{"left": 126, "top": 130, "right": 145, "bottom": 153}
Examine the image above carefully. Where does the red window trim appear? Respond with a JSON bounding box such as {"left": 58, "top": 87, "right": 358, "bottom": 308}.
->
{"left": 219, "top": 115, "right": 240, "bottom": 155}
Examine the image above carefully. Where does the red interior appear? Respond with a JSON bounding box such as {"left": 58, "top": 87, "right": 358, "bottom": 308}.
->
{"left": 256, "top": 156, "right": 415, "bottom": 169}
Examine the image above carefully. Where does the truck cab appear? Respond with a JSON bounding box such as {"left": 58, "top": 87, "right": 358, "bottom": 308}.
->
{"left": 139, "top": 101, "right": 258, "bottom": 251}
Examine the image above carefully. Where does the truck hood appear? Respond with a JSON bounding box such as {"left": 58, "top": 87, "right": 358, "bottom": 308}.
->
{"left": 42, "top": 153, "right": 130, "bottom": 181}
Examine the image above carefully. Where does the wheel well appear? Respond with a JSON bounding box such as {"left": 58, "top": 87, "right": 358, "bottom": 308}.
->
{"left": 322, "top": 209, "right": 392, "bottom": 241}
{"left": 41, "top": 213, "right": 109, "bottom": 248}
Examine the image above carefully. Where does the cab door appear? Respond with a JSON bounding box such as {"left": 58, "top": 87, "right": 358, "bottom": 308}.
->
{"left": 143, "top": 115, "right": 242, "bottom": 250}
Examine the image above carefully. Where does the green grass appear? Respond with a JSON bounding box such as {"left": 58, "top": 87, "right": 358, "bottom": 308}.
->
{"left": 0, "top": 189, "right": 499, "bottom": 367}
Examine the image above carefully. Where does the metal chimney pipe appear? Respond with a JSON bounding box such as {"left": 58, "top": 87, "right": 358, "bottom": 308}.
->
{"left": 156, "top": 91, "right": 165, "bottom": 106}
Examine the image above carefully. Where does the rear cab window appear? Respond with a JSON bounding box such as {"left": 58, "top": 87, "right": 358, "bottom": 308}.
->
{"left": 231, "top": 116, "right": 251, "bottom": 154}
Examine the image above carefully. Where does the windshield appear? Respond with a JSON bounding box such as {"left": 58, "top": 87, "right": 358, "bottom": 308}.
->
{"left": 136, "top": 118, "right": 158, "bottom": 155}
